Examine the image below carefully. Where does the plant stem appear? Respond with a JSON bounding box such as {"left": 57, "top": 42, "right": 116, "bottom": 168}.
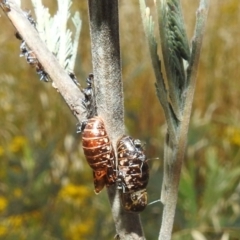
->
{"left": 159, "top": 1, "right": 209, "bottom": 239}
{"left": 87, "top": 0, "right": 145, "bottom": 239}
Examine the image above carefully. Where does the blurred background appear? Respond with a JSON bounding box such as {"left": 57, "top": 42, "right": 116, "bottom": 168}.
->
{"left": 0, "top": 0, "right": 240, "bottom": 239}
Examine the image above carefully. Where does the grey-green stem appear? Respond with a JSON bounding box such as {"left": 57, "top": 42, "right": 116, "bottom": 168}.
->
{"left": 159, "top": 1, "right": 209, "bottom": 239}
{"left": 139, "top": 0, "right": 209, "bottom": 239}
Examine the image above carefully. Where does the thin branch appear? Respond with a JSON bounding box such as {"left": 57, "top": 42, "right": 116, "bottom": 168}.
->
{"left": 0, "top": 0, "right": 86, "bottom": 123}
{"left": 139, "top": 0, "right": 209, "bottom": 239}
{"left": 87, "top": 1, "right": 145, "bottom": 239}
{"left": 159, "top": 1, "right": 209, "bottom": 239}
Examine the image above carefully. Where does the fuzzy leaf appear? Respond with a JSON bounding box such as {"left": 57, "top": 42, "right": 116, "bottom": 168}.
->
{"left": 157, "top": 0, "right": 190, "bottom": 120}
{"left": 31, "top": 0, "right": 81, "bottom": 72}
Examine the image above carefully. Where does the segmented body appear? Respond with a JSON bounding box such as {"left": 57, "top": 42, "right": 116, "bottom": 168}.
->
{"left": 117, "top": 135, "right": 149, "bottom": 212}
{"left": 81, "top": 73, "right": 97, "bottom": 121}
{"left": 15, "top": 11, "right": 48, "bottom": 82}
{"left": 23, "top": 10, "right": 37, "bottom": 28}
{"left": 82, "top": 116, "right": 116, "bottom": 193}
{"left": 77, "top": 74, "right": 97, "bottom": 133}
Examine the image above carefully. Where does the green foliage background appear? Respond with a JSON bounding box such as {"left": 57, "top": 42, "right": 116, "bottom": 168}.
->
{"left": 0, "top": 0, "right": 240, "bottom": 239}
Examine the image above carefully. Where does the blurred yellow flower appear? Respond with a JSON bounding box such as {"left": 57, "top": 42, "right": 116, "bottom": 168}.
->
{"left": 0, "top": 197, "right": 8, "bottom": 212}
{"left": 0, "top": 146, "right": 4, "bottom": 156}
{"left": 0, "top": 225, "right": 7, "bottom": 237}
{"left": 13, "top": 188, "right": 22, "bottom": 198}
{"left": 225, "top": 126, "right": 240, "bottom": 146}
{"left": 7, "top": 215, "right": 24, "bottom": 228}
{"left": 58, "top": 183, "right": 91, "bottom": 205}
{"left": 8, "top": 136, "right": 27, "bottom": 153}
{"left": 66, "top": 219, "right": 94, "bottom": 240}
